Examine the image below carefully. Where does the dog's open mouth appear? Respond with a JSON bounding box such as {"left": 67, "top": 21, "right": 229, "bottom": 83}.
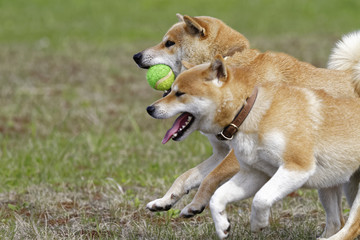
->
{"left": 162, "top": 113, "right": 195, "bottom": 144}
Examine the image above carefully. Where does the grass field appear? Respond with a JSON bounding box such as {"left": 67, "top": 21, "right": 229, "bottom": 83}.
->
{"left": 0, "top": 0, "right": 359, "bottom": 239}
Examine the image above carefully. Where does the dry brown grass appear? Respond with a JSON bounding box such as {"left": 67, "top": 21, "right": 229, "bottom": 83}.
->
{"left": 0, "top": 180, "right": 336, "bottom": 239}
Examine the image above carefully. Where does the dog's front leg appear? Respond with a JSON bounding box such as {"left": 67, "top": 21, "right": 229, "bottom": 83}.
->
{"left": 251, "top": 165, "right": 312, "bottom": 232}
{"left": 210, "top": 169, "right": 269, "bottom": 239}
{"left": 180, "top": 150, "right": 240, "bottom": 217}
{"left": 318, "top": 185, "right": 344, "bottom": 238}
{"left": 146, "top": 136, "right": 230, "bottom": 211}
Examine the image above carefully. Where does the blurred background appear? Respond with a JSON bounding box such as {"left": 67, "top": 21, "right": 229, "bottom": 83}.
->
{"left": 0, "top": 0, "right": 359, "bottom": 239}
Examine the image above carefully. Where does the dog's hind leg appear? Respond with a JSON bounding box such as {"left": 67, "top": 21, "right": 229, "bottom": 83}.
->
{"left": 344, "top": 168, "right": 360, "bottom": 207}
{"left": 180, "top": 150, "right": 240, "bottom": 217}
{"left": 146, "top": 135, "right": 230, "bottom": 211}
{"left": 319, "top": 182, "right": 360, "bottom": 240}
{"left": 318, "top": 185, "right": 344, "bottom": 238}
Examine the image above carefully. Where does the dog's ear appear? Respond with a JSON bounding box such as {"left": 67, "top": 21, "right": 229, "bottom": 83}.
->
{"left": 182, "top": 60, "right": 196, "bottom": 70}
{"left": 176, "top": 13, "right": 184, "bottom": 22}
{"left": 183, "top": 15, "right": 206, "bottom": 37}
{"left": 211, "top": 54, "right": 227, "bottom": 80}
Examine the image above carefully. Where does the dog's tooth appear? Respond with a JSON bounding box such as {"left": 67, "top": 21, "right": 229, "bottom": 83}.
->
{"left": 173, "top": 133, "right": 178, "bottom": 138}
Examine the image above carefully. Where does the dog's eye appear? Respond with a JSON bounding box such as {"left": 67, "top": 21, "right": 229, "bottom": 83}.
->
{"left": 165, "top": 40, "right": 175, "bottom": 48}
{"left": 175, "top": 91, "right": 185, "bottom": 97}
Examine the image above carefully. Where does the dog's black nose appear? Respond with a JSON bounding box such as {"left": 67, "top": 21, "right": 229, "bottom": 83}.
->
{"left": 133, "top": 52, "right": 143, "bottom": 64}
{"left": 146, "top": 105, "right": 155, "bottom": 115}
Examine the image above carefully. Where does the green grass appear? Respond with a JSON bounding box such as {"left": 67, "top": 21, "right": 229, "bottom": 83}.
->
{"left": 0, "top": 0, "right": 359, "bottom": 239}
{"left": 1, "top": 0, "right": 360, "bottom": 45}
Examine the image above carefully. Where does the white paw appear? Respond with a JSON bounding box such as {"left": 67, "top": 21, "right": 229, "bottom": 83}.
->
{"left": 250, "top": 219, "right": 268, "bottom": 232}
{"left": 214, "top": 215, "right": 231, "bottom": 239}
{"left": 211, "top": 207, "right": 231, "bottom": 239}
{"left": 250, "top": 209, "right": 269, "bottom": 232}
{"left": 146, "top": 197, "right": 174, "bottom": 212}
{"left": 250, "top": 198, "right": 270, "bottom": 232}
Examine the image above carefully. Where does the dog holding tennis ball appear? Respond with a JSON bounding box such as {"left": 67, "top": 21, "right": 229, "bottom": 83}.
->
{"left": 134, "top": 14, "right": 360, "bottom": 238}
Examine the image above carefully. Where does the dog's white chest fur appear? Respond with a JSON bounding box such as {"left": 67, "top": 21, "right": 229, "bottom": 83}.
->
{"left": 230, "top": 131, "right": 284, "bottom": 176}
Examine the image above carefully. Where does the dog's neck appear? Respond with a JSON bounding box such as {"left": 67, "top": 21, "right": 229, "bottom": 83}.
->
{"left": 216, "top": 86, "right": 259, "bottom": 141}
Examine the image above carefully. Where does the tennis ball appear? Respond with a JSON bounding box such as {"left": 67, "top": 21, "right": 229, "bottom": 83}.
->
{"left": 146, "top": 64, "right": 175, "bottom": 91}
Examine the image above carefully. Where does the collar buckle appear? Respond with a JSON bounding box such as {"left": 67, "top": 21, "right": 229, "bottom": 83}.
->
{"left": 217, "top": 130, "right": 233, "bottom": 141}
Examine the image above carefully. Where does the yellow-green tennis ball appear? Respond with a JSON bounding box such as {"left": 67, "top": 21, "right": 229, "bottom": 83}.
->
{"left": 146, "top": 64, "right": 175, "bottom": 91}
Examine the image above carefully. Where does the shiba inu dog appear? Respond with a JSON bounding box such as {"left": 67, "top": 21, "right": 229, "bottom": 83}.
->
{"left": 133, "top": 14, "right": 249, "bottom": 77}
{"left": 134, "top": 14, "right": 250, "bottom": 215}
{"left": 134, "top": 14, "right": 360, "bottom": 237}
{"left": 146, "top": 54, "right": 360, "bottom": 240}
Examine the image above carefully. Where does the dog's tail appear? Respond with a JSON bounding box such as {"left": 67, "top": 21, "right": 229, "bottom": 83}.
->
{"left": 328, "top": 30, "right": 360, "bottom": 95}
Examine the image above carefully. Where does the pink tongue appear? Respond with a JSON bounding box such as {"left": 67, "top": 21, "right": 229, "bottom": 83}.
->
{"left": 162, "top": 113, "right": 191, "bottom": 144}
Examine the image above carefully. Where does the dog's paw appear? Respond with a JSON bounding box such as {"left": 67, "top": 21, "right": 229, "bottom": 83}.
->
{"left": 210, "top": 196, "right": 231, "bottom": 239}
{"left": 212, "top": 207, "right": 231, "bottom": 239}
{"left": 318, "top": 221, "right": 342, "bottom": 239}
{"left": 215, "top": 216, "right": 231, "bottom": 239}
{"left": 146, "top": 198, "right": 173, "bottom": 212}
{"left": 250, "top": 202, "right": 270, "bottom": 232}
{"left": 180, "top": 202, "right": 206, "bottom": 218}
{"left": 250, "top": 218, "right": 269, "bottom": 232}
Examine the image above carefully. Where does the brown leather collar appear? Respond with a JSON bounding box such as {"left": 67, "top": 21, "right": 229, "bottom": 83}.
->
{"left": 216, "top": 86, "right": 259, "bottom": 141}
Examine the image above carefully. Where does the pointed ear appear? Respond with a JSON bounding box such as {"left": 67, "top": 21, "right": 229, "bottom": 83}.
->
{"left": 176, "top": 13, "right": 184, "bottom": 22}
{"left": 211, "top": 55, "right": 227, "bottom": 80}
{"left": 183, "top": 15, "right": 206, "bottom": 37}
{"left": 182, "top": 60, "right": 196, "bottom": 70}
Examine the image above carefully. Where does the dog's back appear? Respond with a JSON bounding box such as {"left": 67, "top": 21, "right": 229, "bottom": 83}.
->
{"left": 228, "top": 48, "right": 359, "bottom": 98}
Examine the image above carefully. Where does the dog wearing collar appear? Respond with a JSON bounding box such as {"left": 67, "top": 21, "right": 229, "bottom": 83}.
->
{"left": 134, "top": 14, "right": 251, "bottom": 216}
{"left": 134, "top": 14, "right": 360, "bottom": 237}
{"left": 147, "top": 54, "right": 360, "bottom": 240}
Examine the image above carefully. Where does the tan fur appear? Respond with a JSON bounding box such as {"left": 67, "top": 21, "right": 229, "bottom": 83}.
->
{"left": 200, "top": 48, "right": 359, "bottom": 204}
{"left": 185, "top": 151, "right": 240, "bottom": 213}
{"left": 134, "top": 15, "right": 249, "bottom": 76}
{"left": 173, "top": 50, "right": 359, "bottom": 127}
{"left": 137, "top": 15, "right": 360, "bottom": 237}
{"left": 343, "top": 209, "right": 360, "bottom": 240}
{"left": 229, "top": 49, "right": 358, "bottom": 97}
{"left": 151, "top": 55, "right": 360, "bottom": 238}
